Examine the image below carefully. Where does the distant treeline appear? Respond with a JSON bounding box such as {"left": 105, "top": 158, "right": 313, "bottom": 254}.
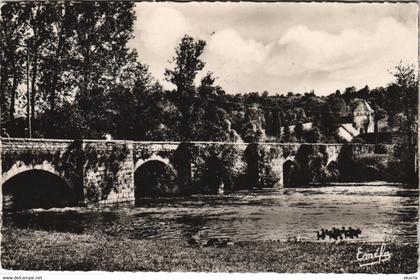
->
{"left": 0, "top": 3, "right": 417, "bottom": 149}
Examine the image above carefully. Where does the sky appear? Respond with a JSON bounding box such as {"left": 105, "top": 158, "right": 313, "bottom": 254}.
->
{"left": 128, "top": 2, "right": 418, "bottom": 96}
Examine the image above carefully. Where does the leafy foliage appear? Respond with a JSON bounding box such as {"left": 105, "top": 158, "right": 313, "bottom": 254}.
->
{"left": 84, "top": 143, "right": 129, "bottom": 202}
{"left": 0, "top": 3, "right": 417, "bottom": 184}
{"left": 164, "top": 35, "right": 206, "bottom": 94}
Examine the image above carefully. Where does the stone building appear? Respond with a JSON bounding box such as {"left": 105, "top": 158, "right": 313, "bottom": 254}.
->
{"left": 338, "top": 100, "right": 375, "bottom": 142}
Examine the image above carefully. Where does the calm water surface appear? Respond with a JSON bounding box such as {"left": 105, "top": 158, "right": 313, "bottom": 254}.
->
{"left": 3, "top": 182, "right": 418, "bottom": 243}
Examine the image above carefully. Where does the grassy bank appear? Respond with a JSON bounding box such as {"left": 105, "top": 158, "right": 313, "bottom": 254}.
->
{"left": 1, "top": 227, "right": 418, "bottom": 273}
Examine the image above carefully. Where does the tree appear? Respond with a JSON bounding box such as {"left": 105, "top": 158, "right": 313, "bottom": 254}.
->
{"left": 165, "top": 34, "right": 206, "bottom": 94}
{"left": 72, "top": 2, "right": 137, "bottom": 96}
{"left": 319, "top": 103, "right": 335, "bottom": 137}
{"left": 294, "top": 108, "right": 306, "bottom": 123}
{"left": 387, "top": 63, "right": 418, "bottom": 183}
{"left": 242, "top": 106, "right": 265, "bottom": 142}
{"left": 0, "top": 3, "right": 27, "bottom": 126}
{"left": 40, "top": 2, "right": 77, "bottom": 113}
{"left": 305, "top": 127, "right": 321, "bottom": 143}
{"left": 1, "top": 2, "right": 140, "bottom": 139}
{"left": 22, "top": 3, "right": 54, "bottom": 121}
{"left": 281, "top": 125, "right": 293, "bottom": 142}
{"left": 294, "top": 123, "right": 304, "bottom": 141}
{"left": 82, "top": 81, "right": 181, "bottom": 142}
{"left": 165, "top": 35, "right": 206, "bottom": 140}
{"left": 329, "top": 96, "right": 348, "bottom": 118}
{"left": 373, "top": 106, "right": 386, "bottom": 134}
{"left": 357, "top": 85, "right": 370, "bottom": 99}
{"left": 197, "top": 72, "right": 230, "bottom": 141}
{"left": 391, "top": 63, "right": 417, "bottom": 127}
{"left": 37, "top": 101, "right": 87, "bottom": 139}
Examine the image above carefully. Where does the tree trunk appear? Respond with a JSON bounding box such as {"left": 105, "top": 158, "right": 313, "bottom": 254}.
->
{"left": 9, "top": 66, "right": 17, "bottom": 122}
{"left": 50, "top": 62, "right": 59, "bottom": 112}
{"left": 30, "top": 49, "right": 38, "bottom": 121}
{"left": 0, "top": 67, "right": 6, "bottom": 108}
{"left": 49, "top": 5, "right": 67, "bottom": 112}
{"left": 0, "top": 70, "right": 7, "bottom": 133}
{"left": 80, "top": 47, "right": 90, "bottom": 98}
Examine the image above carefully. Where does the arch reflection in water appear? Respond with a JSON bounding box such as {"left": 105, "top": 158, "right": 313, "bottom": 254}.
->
{"left": 3, "top": 170, "right": 76, "bottom": 210}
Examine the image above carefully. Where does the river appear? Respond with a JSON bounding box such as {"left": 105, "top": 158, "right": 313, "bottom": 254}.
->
{"left": 3, "top": 182, "right": 418, "bottom": 243}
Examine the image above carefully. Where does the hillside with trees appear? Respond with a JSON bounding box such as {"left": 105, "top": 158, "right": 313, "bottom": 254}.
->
{"left": 0, "top": 2, "right": 417, "bottom": 182}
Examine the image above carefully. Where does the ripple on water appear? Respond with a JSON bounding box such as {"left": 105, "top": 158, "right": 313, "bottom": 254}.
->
{"left": 3, "top": 182, "right": 418, "bottom": 243}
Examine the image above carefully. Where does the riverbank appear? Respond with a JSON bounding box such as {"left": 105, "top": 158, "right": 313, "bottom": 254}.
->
{"left": 1, "top": 227, "right": 417, "bottom": 273}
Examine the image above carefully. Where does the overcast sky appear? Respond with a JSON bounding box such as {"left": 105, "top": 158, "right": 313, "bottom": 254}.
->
{"left": 128, "top": 2, "right": 418, "bottom": 96}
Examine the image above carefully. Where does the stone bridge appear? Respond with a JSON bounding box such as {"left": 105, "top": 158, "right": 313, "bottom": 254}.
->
{"left": 0, "top": 138, "right": 387, "bottom": 208}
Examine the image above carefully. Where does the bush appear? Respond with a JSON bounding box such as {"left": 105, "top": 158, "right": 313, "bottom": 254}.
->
{"left": 350, "top": 154, "right": 389, "bottom": 181}
{"left": 374, "top": 144, "right": 392, "bottom": 154}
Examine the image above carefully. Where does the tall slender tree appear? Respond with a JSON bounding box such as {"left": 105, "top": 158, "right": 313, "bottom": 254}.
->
{"left": 165, "top": 35, "right": 206, "bottom": 140}
{"left": 0, "top": 3, "right": 27, "bottom": 124}
{"left": 72, "top": 2, "right": 136, "bottom": 96}
{"left": 165, "top": 35, "right": 206, "bottom": 95}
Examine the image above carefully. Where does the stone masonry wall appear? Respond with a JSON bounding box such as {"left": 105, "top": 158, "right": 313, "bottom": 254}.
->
{"left": 1, "top": 138, "right": 392, "bottom": 206}
{"left": 2, "top": 138, "right": 85, "bottom": 203}
{"left": 83, "top": 140, "right": 134, "bottom": 205}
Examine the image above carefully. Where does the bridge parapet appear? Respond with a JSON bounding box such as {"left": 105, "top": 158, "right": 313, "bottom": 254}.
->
{"left": 1, "top": 138, "right": 394, "bottom": 208}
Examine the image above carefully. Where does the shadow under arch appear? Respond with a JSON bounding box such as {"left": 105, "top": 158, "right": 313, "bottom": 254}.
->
{"left": 283, "top": 160, "right": 298, "bottom": 187}
{"left": 3, "top": 169, "right": 77, "bottom": 210}
{"left": 244, "top": 143, "right": 260, "bottom": 189}
{"left": 134, "top": 160, "right": 178, "bottom": 203}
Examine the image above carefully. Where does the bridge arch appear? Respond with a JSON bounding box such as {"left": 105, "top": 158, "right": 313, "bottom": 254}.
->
{"left": 2, "top": 161, "right": 74, "bottom": 190}
{"left": 2, "top": 167, "right": 77, "bottom": 210}
{"left": 283, "top": 159, "right": 298, "bottom": 187}
{"left": 134, "top": 155, "right": 177, "bottom": 177}
{"left": 134, "top": 157, "right": 178, "bottom": 202}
